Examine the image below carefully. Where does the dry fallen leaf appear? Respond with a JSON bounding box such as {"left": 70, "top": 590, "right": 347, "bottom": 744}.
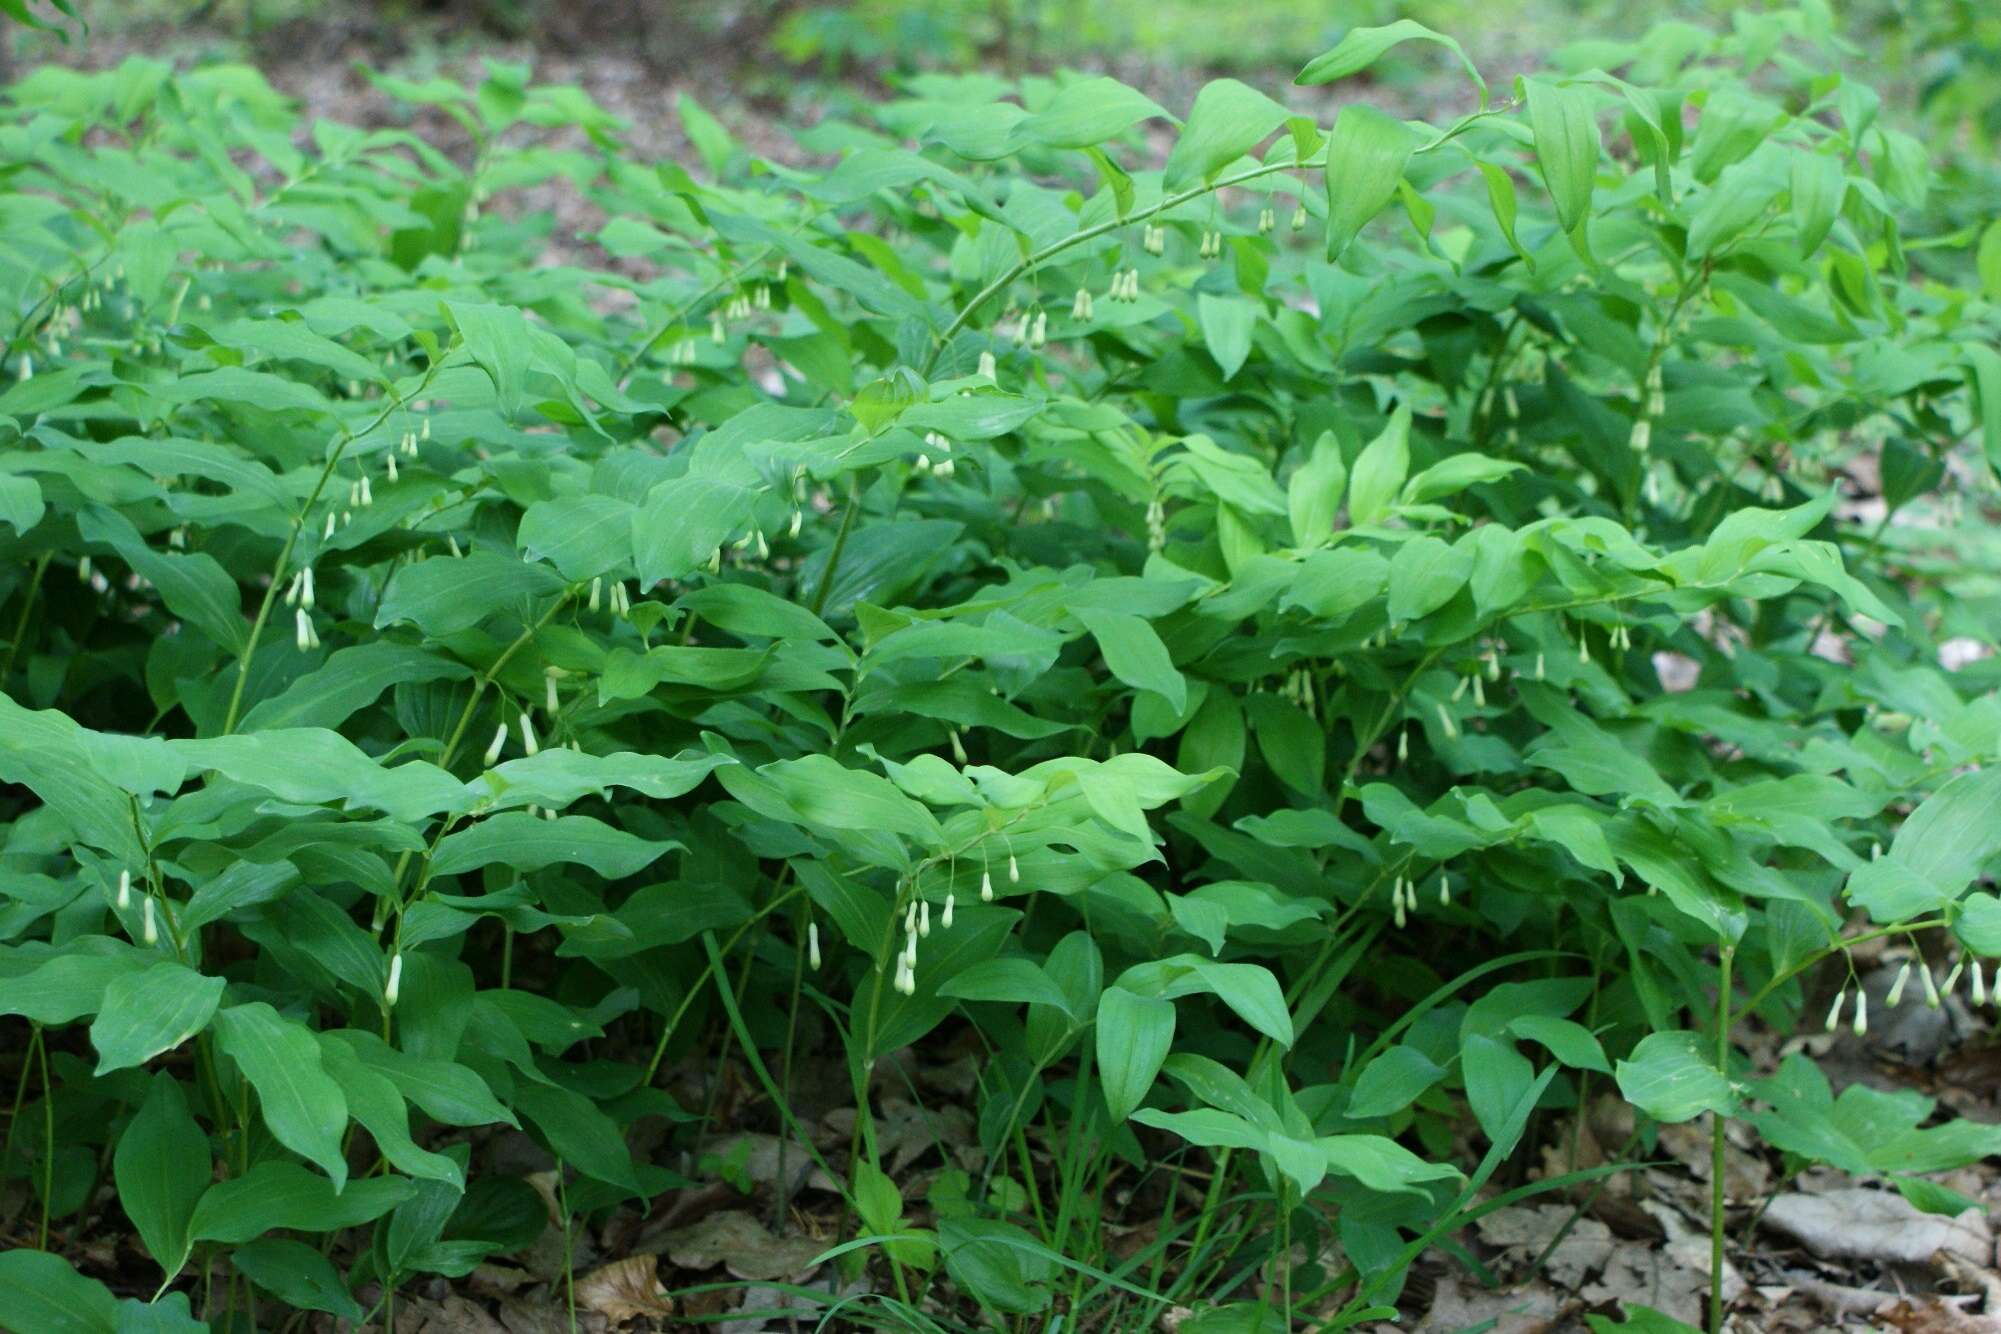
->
{"left": 574, "top": 1255, "right": 673, "bottom": 1325}
{"left": 658, "top": 1208, "right": 827, "bottom": 1281}
{"left": 1761, "top": 1188, "right": 1993, "bottom": 1266}
{"left": 1417, "top": 1272, "right": 1569, "bottom": 1333}
{"left": 1473, "top": 1204, "right": 1614, "bottom": 1289}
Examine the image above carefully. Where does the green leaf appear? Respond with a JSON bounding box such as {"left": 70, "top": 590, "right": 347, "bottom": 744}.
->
{"left": 467, "top": 749, "right": 730, "bottom": 812}
{"left": 1097, "top": 986, "right": 1175, "bottom": 1120}
{"left": 939, "top": 957, "right": 1074, "bottom": 1015}
{"left": 1385, "top": 535, "right": 1472, "bottom": 624}
{"left": 1346, "top": 405, "right": 1412, "bottom": 527}
{"left": 1402, "top": 453, "right": 1524, "bottom": 504}
{"left": 232, "top": 1238, "right": 363, "bottom": 1321}
{"left": 375, "top": 551, "right": 567, "bottom": 636}
{"left": 1462, "top": 1033, "right": 1535, "bottom": 1144}
{"left": 1977, "top": 218, "right": 2001, "bottom": 300}
{"left": 1295, "top": 20, "right": 1485, "bottom": 105}
{"left": 1318, "top": 1133, "right": 1462, "bottom": 1194}
{"left": 0, "top": 474, "right": 45, "bottom": 533}
{"left": 1790, "top": 152, "right": 1845, "bottom": 258}
{"left": 1967, "top": 345, "right": 2001, "bottom": 486}
{"left": 77, "top": 506, "right": 246, "bottom": 654}
{"left": 1847, "top": 768, "right": 2001, "bottom": 922}
{"left": 1523, "top": 78, "right": 1601, "bottom": 238}
{"left": 631, "top": 475, "right": 758, "bottom": 586}
{"left": 211, "top": 1002, "right": 352, "bottom": 1188}
{"left": 1322, "top": 104, "right": 1417, "bottom": 259}
{"left": 189, "top": 1161, "right": 415, "bottom": 1244}
{"left": 113, "top": 1075, "right": 211, "bottom": 1280}
{"left": 430, "top": 812, "right": 674, "bottom": 879}
{"left": 1614, "top": 1030, "right": 1733, "bottom": 1123}
{"left": 1075, "top": 608, "right": 1186, "bottom": 714}
{"left": 512, "top": 1081, "right": 642, "bottom": 1195}
{"left": 1163, "top": 78, "right": 1291, "bottom": 189}
{"left": 239, "top": 642, "right": 470, "bottom": 732}
{"left": 444, "top": 299, "right": 530, "bottom": 418}
{"left": 91, "top": 961, "right": 225, "bottom": 1074}
{"left": 1011, "top": 77, "right": 1170, "bottom": 149}
{"left": 0, "top": 1249, "right": 118, "bottom": 1334}
{"left": 1346, "top": 1043, "right": 1447, "bottom": 1119}
{"left": 1287, "top": 430, "right": 1347, "bottom": 548}
{"left": 1476, "top": 160, "right": 1532, "bottom": 268}
{"left": 519, "top": 495, "right": 636, "bottom": 580}
{"left": 1508, "top": 1015, "right": 1610, "bottom": 1073}
{"left": 174, "top": 730, "right": 464, "bottom": 824}
{"left": 1957, "top": 894, "right": 2001, "bottom": 957}
{"left": 677, "top": 92, "right": 735, "bottom": 174}
{"left": 1187, "top": 293, "right": 1256, "bottom": 382}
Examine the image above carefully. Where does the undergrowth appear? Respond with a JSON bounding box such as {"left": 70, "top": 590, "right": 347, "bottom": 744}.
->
{"left": 3, "top": 6, "right": 2001, "bottom": 1332}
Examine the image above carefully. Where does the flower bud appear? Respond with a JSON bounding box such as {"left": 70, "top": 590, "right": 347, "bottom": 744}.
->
{"left": 1436, "top": 702, "right": 1458, "bottom": 740}
{"left": 1534, "top": 651, "right": 1546, "bottom": 680}
{"left": 1824, "top": 988, "right": 1846, "bottom": 1032}
{"left": 78, "top": 555, "right": 92, "bottom": 583}
{"left": 1942, "top": 961, "right": 1964, "bottom": 997}
{"left": 1973, "top": 961, "right": 1987, "bottom": 1007}
{"left": 949, "top": 729, "right": 967, "bottom": 764}
{"left": 1887, "top": 961, "right": 1911, "bottom": 1007}
{"left": 588, "top": 576, "right": 601, "bottom": 612}
{"left": 117, "top": 869, "right": 131, "bottom": 910}
{"left": 385, "top": 953, "right": 403, "bottom": 1007}
{"left": 919, "top": 900, "right": 931, "bottom": 938}
{"left": 977, "top": 350, "right": 997, "bottom": 380}
{"left": 1291, "top": 205, "right": 1306, "bottom": 231}
{"left": 1009, "top": 854, "right": 1020, "bottom": 883}
{"left": 323, "top": 511, "right": 337, "bottom": 539}
{"left": 1851, "top": 987, "right": 1868, "bottom": 1037}
{"left": 942, "top": 893, "right": 955, "bottom": 929}
{"left": 300, "top": 567, "right": 315, "bottom": 610}
{"left": 484, "top": 722, "right": 507, "bottom": 767}
{"left": 1923, "top": 963, "right": 1941, "bottom": 1009}
{"left": 284, "top": 571, "right": 301, "bottom": 607}
{"left": 981, "top": 869, "right": 994, "bottom": 902}
{"left": 142, "top": 895, "right": 157, "bottom": 946}
{"left": 808, "top": 920, "right": 822, "bottom": 970}
{"left": 295, "top": 608, "right": 313, "bottom": 652}
{"left": 1439, "top": 874, "right": 1450, "bottom": 906}
{"left": 519, "top": 712, "right": 539, "bottom": 757}
{"left": 386, "top": 453, "right": 399, "bottom": 483}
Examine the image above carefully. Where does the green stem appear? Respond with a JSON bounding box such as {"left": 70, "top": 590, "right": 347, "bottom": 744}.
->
{"left": 1710, "top": 943, "right": 1734, "bottom": 1334}
{"left": 920, "top": 108, "right": 1504, "bottom": 377}
{"left": 1729, "top": 917, "right": 1945, "bottom": 1028}
{"left": 35, "top": 1024, "right": 54, "bottom": 1248}
{"left": 0, "top": 550, "right": 51, "bottom": 686}
{"left": 221, "top": 357, "right": 446, "bottom": 734}
{"left": 807, "top": 480, "right": 861, "bottom": 619}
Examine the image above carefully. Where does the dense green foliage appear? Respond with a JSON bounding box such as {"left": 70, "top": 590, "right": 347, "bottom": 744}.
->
{"left": 3, "top": 6, "right": 2001, "bottom": 1330}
